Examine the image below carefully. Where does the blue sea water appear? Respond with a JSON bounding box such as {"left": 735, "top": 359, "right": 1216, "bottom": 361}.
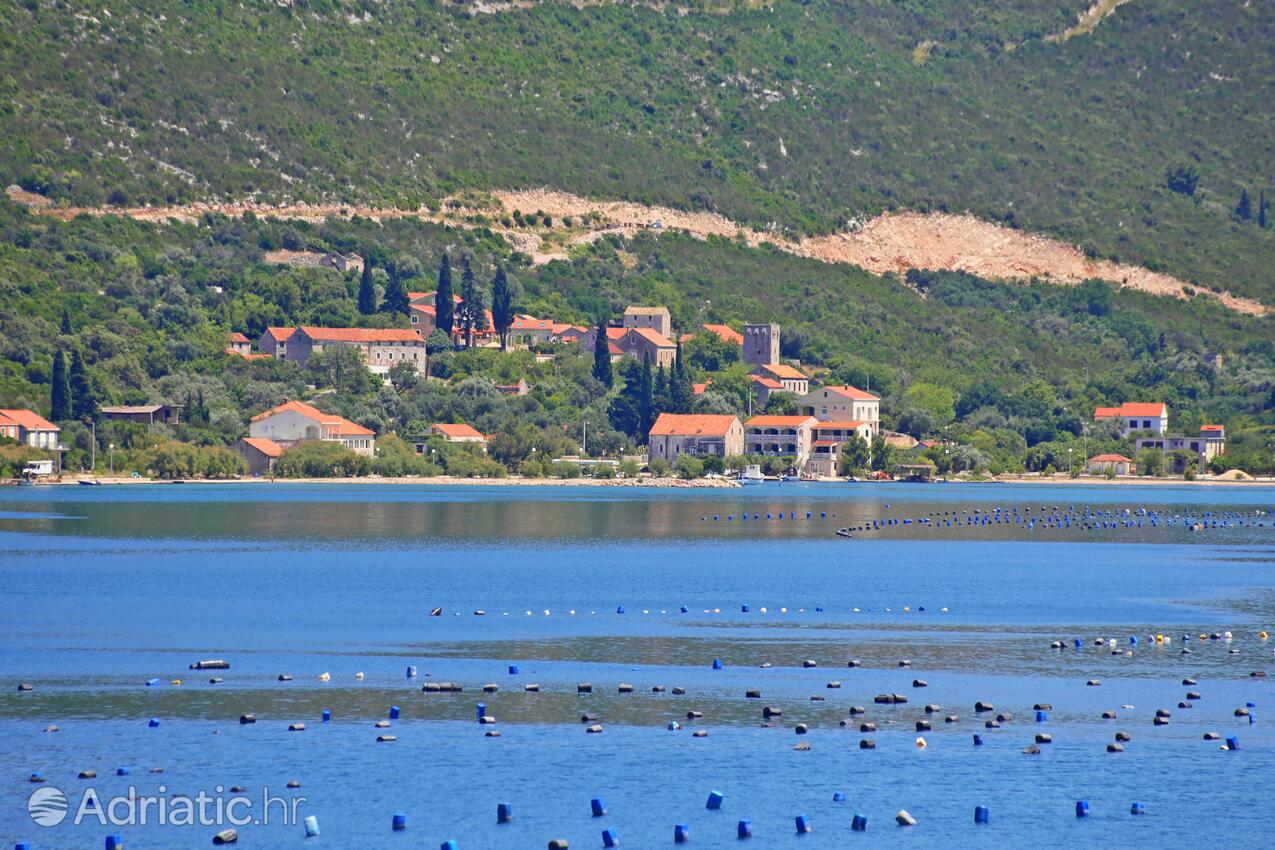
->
{"left": 0, "top": 482, "right": 1273, "bottom": 849}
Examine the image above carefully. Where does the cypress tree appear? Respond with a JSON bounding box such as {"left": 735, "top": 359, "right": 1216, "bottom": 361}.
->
{"left": 1261, "top": 191, "right": 1270, "bottom": 229}
{"left": 50, "top": 350, "right": 71, "bottom": 421}
{"left": 592, "top": 323, "right": 613, "bottom": 387}
{"left": 491, "top": 266, "right": 515, "bottom": 351}
{"left": 381, "top": 274, "right": 410, "bottom": 316}
{"left": 60, "top": 309, "right": 72, "bottom": 335}
{"left": 435, "top": 254, "right": 455, "bottom": 335}
{"left": 654, "top": 363, "right": 670, "bottom": 412}
{"left": 671, "top": 340, "right": 693, "bottom": 413}
{"left": 456, "top": 256, "right": 489, "bottom": 349}
{"left": 638, "top": 352, "right": 654, "bottom": 436}
{"left": 357, "top": 260, "right": 377, "bottom": 315}
{"left": 69, "top": 349, "right": 95, "bottom": 420}
{"left": 1236, "top": 189, "right": 1253, "bottom": 221}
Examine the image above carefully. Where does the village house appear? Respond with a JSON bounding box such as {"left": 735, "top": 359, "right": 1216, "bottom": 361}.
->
{"left": 577, "top": 326, "right": 676, "bottom": 368}
{"left": 99, "top": 404, "right": 181, "bottom": 426}
{"left": 1093, "top": 402, "right": 1168, "bottom": 436}
{"left": 622, "top": 305, "right": 672, "bottom": 338}
{"left": 429, "top": 423, "right": 487, "bottom": 444}
{"left": 508, "top": 315, "right": 557, "bottom": 348}
{"left": 227, "top": 332, "right": 252, "bottom": 356}
{"left": 1087, "top": 453, "right": 1132, "bottom": 476}
{"left": 494, "top": 378, "right": 530, "bottom": 397}
{"left": 1135, "top": 425, "right": 1227, "bottom": 473}
{"left": 248, "top": 400, "right": 375, "bottom": 456}
{"left": 577, "top": 326, "right": 628, "bottom": 352}
{"left": 235, "top": 436, "right": 284, "bottom": 476}
{"left": 700, "top": 323, "right": 744, "bottom": 346}
{"left": 807, "top": 421, "right": 875, "bottom": 477}
{"left": 319, "top": 252, "right": 364, "bottom": 274}
{"left": 0, "top": 409, "right": 61, "bottom": 449}
{"left": 409, "top": 303, "right": 437, "bottom": 337}
{"left": 290, "top": 327, "right": 429, "bottom": 376}
{"left": 798, "top": 385, "right": 881, "bottom": 434}
{"left": 751, "top": 363, "right": 809, "bottom": 397}
{"left": 259, "top": 327, "right": 296, "bottom": 360}
{"left": 743, "top": 323, "right": 781, "bottom": 367}
{"left": 647, "top": 413, "right": 744, "bottom": 462}
{"left": 744, "top": 415, "right": 818, "bottom": 468}
{"left": 553, "top": 324, "right": 589, "bottom": 344}
{"left": 747, "top": 374, "right": 783, "bottom": 408}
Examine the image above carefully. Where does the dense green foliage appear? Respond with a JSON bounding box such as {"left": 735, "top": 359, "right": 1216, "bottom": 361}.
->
{"left": 1, "top": 1, "right": 1272, "bottom": 301}
{"left": 1, "top": 199, "right": 1272, "bottom": 475}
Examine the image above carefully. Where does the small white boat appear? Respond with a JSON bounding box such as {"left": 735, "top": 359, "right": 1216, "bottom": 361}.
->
{"left": 740, "top": 464, "right": 764, "bottom": 485}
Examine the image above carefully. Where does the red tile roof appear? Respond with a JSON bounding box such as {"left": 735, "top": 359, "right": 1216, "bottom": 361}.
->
{"left": 1089, "top": 453, "right": 1132, "bottom": 463}
{"left": 702, "top": 323, "right": 744, "bottom": 345}
{"left": 264, "top": 327, "right": 296, "bottom": 342}
{"left": 0, "top": 409, "right": 59, "bottom": 432}
{"left": 230, "top": 332, "right": 250, "bottom": 343}
{"left": 745, "top": 415, "right": 816, "bottom": 428}
{"left": 817, "top": 385, "right": 879, "bottom": 401}
{"left": 431, "top": 423, "right": 486, "bottom": 440}
{"left": 626, "top": 327, "right": 676, "bottom": 348}
{"left": 241, "top": 437, "right": 285, "bottom": 458}
{"left": 1094, "top": 402, "right": 1166, "bottom": 419}
{"left": 250, "top": 400, "right": 375, "bottom": 436}
{"left": 299, "top": 326, "right": 423, "bottom": 343}
{"left": 649, "top": 413, "right": 739, "bottom": 437}
{"left": 748, "top": 375, "right": 783, "bottom": 389}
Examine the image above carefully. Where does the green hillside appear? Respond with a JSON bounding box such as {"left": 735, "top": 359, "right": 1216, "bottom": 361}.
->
{"left": 2, "top": 0, "right": 1272, "bottom": 301}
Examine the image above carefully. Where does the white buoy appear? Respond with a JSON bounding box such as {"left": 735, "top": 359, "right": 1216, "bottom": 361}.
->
{"left": 304, "top": 815, "right": 320, "bottom": 837}
{"left": 317, "top": 673, "right": 330, "bottom": 682}
{"left": 354, "top": 672, "right": 364, "bottom": 680}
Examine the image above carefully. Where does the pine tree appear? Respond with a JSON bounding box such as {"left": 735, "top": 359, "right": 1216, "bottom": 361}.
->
{"left": 50, "top": 350, "right": 71, "bottom": 421}
{"left": 60, "top": 309, "right": 72, "bottom": 335}
{"left": 435, "top": 254, "right": 455, "bottom": 336}
{"left": 357, "top": 260, "right": 377, "bottom": 315}
{"left": 381, "top": 274, "right": 410, "bottom": 316}
{"left": 1236, "top": 189, "right": 1253, "bottom": 221}
{"left": 491, "top": 266, "right": 515, "bottom": 351}
{"left": 69, "top": 349, "right": 95, "bottom": 420}
{"left": 592, "top": 323, "right": 613, "bottom": 387}
{"left": 638, "top": 352, "right": 654, "bottom": 436}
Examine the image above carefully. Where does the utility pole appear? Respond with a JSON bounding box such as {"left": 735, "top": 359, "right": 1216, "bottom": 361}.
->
{"left": 90, "top": 419, "right": 96, "bottom": 473}
{"left": 582, "top": 420, "right": 588, "bottom": 457}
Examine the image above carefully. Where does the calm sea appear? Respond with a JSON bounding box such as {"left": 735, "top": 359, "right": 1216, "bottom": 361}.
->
{"left": 1, "top": 482, "right": 1273, "bottom": 848}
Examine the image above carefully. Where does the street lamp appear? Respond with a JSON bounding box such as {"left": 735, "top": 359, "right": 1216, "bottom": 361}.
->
{"left": 1068, "top": 447, "right": 1073, "bottom": 478}
{"left": 109, "top": 443, "right": 115, "bottom": 475}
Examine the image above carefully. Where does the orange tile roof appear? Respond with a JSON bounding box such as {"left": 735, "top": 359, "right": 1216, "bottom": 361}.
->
{"left": 431, "top": 423, "right": 486, "bottom": 440}
{"left": 250, "top": 400, "right": 375, "bottom": 436}
{"left": 241, "top": 437, "right": 285, "bottom": 458}
{"left": 758, "top": 363, "right": 807, "bottom": 380}
{"left": 230, "top": 332, "right": 250, "bottom": 343}
{"left": 298, "top": 326, "right": 424, "bottom": 343}
{"left": 817, "top": 384, "right": 878, "bottom": 401}
{"left": 626, "top": 327, "right": 676, "bottom": 348}
{"left": 410, "top": 291, "right": 463, "bottom": 305}
{"left": 649, "top": 413, "right": 739, "bottom": 437}
{"left": 410, "top": 303, "right": 437, "bottom": 316}
{"left": 511, "top": 315, "right": 552, "bottom": 331}
{"left": 607, "top": 343, "right": 626, "bottom": 356}
{"left": 692, "top": 381, "right": 711, "bottom": 395}
{"left": 552, "top": 323, "right": 587, "bottom": 336}
{"left": 225, "top": 348, "right": 273, "bottom": 360}
{"left": 1090, "top": 453, "right": 1132, "bottom": 463}
{"left": 264, "top": 327, "right": 296, "bottom": 342}
{"left": 748, "top": 375, "right": 783, "bottom": 389}
{"left": 702, "top": 323, "right": 744, "bottom": 345}
{"left": 0, "top": 409, "right": 58, "bottom": 431}
{"left": 745, "top": 415, "right": 816, "bottom": 428}
{"left": 812, "top": 440, "right": 840, "bottom": 447}
{"left": 1094, "top": 402, "right": 1166, "bottom": 419}
{"left": 813, "top": 421, "right": 867, "bottom": 430}
{"left": 1200, "top": 424, "right": 1224, "bottom": 431}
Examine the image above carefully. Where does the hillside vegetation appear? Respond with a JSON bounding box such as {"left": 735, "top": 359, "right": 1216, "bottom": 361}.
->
{"left": 2, "top": 0, "right": 1272, "bottom": 302}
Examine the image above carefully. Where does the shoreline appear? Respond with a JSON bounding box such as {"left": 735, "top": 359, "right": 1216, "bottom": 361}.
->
{"left": 16, "top": 473, "right": 1275, "bottom": 488}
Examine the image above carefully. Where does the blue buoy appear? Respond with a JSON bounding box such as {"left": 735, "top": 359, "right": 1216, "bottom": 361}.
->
{"left": 1036, "top": 710, "right": 1047, "bottom": 722}
{"left": 322, "top": 709, "right": 331, "bottom": 722}
{"left": 975, "top": 805, "right": 989, "bottom": 824}
{"left": 674, "top": 823, "right": 689, "bottom": 843}
{"left": 1076, "top": 801, "right": 1090, "bottom": 818}
{"left": 497, "top": 803, "right": 513, "bottom": 824}
{"left": 712, "top": 659, "right": 723, "bottom": 670}
{"left": 1130, "top": 802, "right": 1146, "bottom": 815}
{"left": 145, "top": 678, "right": 160, "bottom": 687}
{"left": 602, "top": 828, "right": 619, "bottom": 847}
{"left": 17, "top": 843, "right": 31, "bottom": 850}
{"left": 392, "top": 813, "right": 407, "bottom": 831}
{"left": 707, "top": 791, "right": 725, "bottom": 810}
{"left": 667, "top": 721, "right": 680, "bottom": 730}
{"left": 509, "top": 665, "right": 519, "bottom": 675}
{"left": 714, "top": 515, "right": 719, "bottom": 522}
{"left": 105, "top": 837, "right": 123, "bottom": 850}
{"left": 832, "top": 792, "right": 846, "bottom": 802}
{"left": 116, "top": 767, "right": 129, "bottom": 776}
{"left": 973, "top": 734, "right": 983, "bottom": 746}
{"left": 737, "top": 819, "right": 752, "bottom": 839}
{"left": 851, "top": 814, "right": 867, "bottom": 831}
{"left": 406, "top": 665, "right": 417, "bottom": 678}
{"left": 680, "top": 606, "right": 689, "bottom": 613}
{"left": 1226, "top": 735, "right": 1240, "bottom": 750}
{"left": 591, "top": 797, "right": 607, "bottom": 817}
{"left": 476, "top": 703, "right": 486, "bottom": 721}
{"left": 440, "top": 842, "right": 458, "bottom": 850}
{"left": 821, "top": 512, "right": 827, "bottom": 518}
{"left": 795, "top": 814, "right": 811, "bottom": 834}
{"left": 389, "top": 705, "right": 400, "bottom": 720}
{"left": 741, "top": 604, "right": 750, "bottom": 613}
{"left": 616, "top": 606, "right": 625, "bottom": 614}
{"left": 148, "top": 717, "right": 160, "bottom": 728}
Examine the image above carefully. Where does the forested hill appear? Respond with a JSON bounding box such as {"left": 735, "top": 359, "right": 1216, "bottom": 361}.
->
{"left": 2, "top": 0, "right": 1272, "bottom": 303}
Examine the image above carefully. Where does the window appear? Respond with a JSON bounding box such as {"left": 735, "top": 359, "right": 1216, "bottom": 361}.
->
{"left": 1143, "top": 420, "right": 1151, "bottom": 429}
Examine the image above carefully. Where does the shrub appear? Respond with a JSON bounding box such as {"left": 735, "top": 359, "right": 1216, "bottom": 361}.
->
{"left": 674, "top": 454, "right": 703, "bottom": 479}
{"left": 649, "top": 458, "right": 671, "bottom": 477}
